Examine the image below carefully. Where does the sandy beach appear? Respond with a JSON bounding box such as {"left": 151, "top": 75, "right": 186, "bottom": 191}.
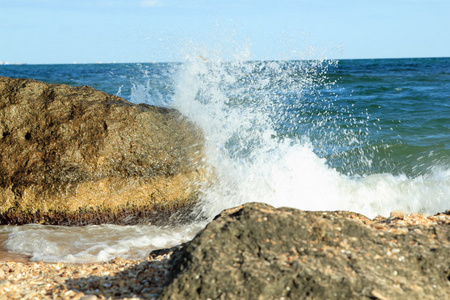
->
{"left": 0, "top": 248, "right": 178, "bottom": 300}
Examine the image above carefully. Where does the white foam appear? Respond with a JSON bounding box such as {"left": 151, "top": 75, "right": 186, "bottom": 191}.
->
{"left": 171, "top": 47, "right": 450, "bottom": 220}
{"left": 190, "top": 137, "right": 449, "bottom": 219}
{"left": 1, "top": 223, "right": 205, "bottom": 263}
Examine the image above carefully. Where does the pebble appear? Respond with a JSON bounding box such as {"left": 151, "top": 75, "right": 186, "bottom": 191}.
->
{"left": 80, "top": 296, "right": 98, "bottom": 300}
{"left": 0, "top": 250, "right": 178, "bottom": 300}
{"left": 366, "top": 211, "right": 449, "bottom": 232}
{"left": 389, "top": 211, "right": 405, "bottom": 219}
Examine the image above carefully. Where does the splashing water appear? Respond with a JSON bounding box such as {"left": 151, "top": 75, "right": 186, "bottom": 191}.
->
{"left": 169, "top": 49, "right": 449, "bottom": 220}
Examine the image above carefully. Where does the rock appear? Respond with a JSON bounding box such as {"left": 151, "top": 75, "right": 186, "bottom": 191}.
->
{"left": 80, "top": 295, "right": 98, "bottom": 300}
{"left": 0, "top": 76, "right": 209, "bottom": 225}
{"left": 390, "top": 210, "right": 405, "bottom": 219}
{"left": 160, "top": 202, "right": 450, "bottom": 300}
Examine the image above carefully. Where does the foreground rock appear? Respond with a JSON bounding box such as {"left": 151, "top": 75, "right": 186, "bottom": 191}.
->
{"left": 161, "top": 203, "right": 450, "bottom": 300}
{"left": 0, "top": 77, "right": 208, "bottom": 225}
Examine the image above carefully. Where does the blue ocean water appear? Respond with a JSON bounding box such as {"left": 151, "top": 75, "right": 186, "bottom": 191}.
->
{"left": 1, "top": 57, "right": 449, "bottom": 262}
{"left": 2, "top": 58, "right": 448, "bottom": 177}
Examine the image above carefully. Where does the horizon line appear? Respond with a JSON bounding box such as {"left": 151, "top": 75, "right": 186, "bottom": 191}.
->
{"left": 1, "top": 56, "right": 449, "bottom": 66}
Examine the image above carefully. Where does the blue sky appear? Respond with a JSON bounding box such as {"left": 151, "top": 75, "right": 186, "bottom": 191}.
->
{"left": 1, "top": 0, "right": 449, "bottom": 64}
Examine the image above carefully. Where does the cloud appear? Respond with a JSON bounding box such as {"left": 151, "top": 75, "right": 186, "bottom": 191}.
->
{"left": 140, "top": 0, "right": 162, "bottom": 7}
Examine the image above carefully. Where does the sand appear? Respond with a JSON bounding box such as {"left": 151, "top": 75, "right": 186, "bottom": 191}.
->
{"left": 0, "top": 249, "right": 179, "bottom": 300}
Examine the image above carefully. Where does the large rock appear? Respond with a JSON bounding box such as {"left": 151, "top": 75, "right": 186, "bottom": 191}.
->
{"left": 0, "top": 76, "right": 208, "bottom": 225}
{"left": 160, "top": 202, "right": 450, "bottom": 300}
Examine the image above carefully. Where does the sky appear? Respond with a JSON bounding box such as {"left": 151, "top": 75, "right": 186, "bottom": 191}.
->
{"left": 0, "top": 0, "right": 449, "bottom": 64}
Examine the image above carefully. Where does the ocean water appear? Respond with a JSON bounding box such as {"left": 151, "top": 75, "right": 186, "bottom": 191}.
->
{"left": 0, "top": 56, "right": 449, "bottom": 263}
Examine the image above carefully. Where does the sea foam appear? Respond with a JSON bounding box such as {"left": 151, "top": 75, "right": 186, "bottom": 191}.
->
{"left": 170, "top": 48, "right": 449, "bottom": 220}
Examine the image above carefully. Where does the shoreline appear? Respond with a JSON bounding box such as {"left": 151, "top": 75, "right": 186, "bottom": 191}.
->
{"left": 1, "top": 210, "right": 448, "bottom": 299}
{"left": 0, "top": 250, "right": 31, "bottom": 263}
{"left": 1, "top": 209, "right": 448, "bottom": 264}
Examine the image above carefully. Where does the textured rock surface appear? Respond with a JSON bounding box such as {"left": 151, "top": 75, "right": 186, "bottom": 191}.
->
{"left": 160, "top": 202, "right": 450, "bottom": 300}
{"left": 0, "top": 76, "right": 208, "bottom": 225}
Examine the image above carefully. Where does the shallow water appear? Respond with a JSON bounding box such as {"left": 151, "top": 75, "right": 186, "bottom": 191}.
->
{"left": 0, "top": 223, "right": 205, "bottom": 263}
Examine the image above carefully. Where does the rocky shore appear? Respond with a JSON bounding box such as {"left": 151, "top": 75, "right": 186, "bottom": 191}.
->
{"left": 0, "top": 77, "right": 448, "bottom": 299}
{"left": 1, "top": 203, "right": 449, "bottom": 299}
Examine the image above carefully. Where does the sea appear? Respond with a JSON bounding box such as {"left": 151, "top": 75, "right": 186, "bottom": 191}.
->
{"left": 0, "top": 55, "right": 449, "bottom": 263}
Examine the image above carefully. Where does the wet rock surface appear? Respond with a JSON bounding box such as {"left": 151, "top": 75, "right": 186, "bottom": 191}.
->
{"left": 160, "top": 202, "right": 450, "bottom": 300}
{"left": 0, "top": 77, "right": 208, "bottom": 225}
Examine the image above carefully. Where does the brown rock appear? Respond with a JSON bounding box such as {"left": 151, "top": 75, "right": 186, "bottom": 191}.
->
{"left": 0, "top": 76, "right": 209, "bottom": 225}
{"left": 389, "top": 210, "right": 405, "bottom": 219}
{"left": 160, "top": 203, "right": 450, "bottom": 300}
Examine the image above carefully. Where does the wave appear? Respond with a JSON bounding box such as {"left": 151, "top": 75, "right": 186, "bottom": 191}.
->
{"left": 168, "top": 49, "right": 449, "bottom": 220}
